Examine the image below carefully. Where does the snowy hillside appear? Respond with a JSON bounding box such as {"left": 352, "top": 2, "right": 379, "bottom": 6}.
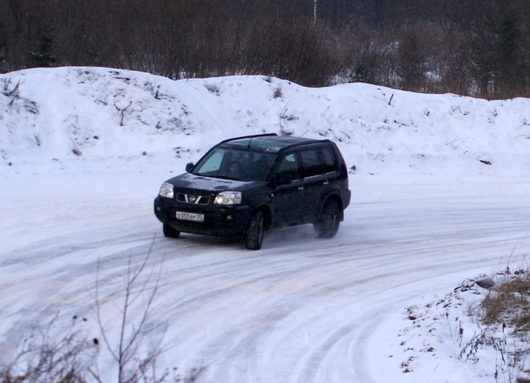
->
{"left": 1, "top": 67, "right": 529, "bottom": 176}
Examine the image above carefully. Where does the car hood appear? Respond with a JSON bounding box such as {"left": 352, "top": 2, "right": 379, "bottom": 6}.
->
{"left": 166, "top": 172, "right": 262, "bottom": 194}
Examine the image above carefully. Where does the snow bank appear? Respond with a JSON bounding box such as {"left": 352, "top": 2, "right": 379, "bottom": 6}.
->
{"left": 1, "top": 67, "right": 529, "bottom": 176}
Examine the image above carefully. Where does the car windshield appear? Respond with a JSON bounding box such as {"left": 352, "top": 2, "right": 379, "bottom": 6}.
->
{"left": 192, "top": 147, "right": 276, "bottom": 182}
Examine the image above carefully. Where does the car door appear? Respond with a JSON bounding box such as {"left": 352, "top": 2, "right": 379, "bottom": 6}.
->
{"left": 270, "top": 152, "right": 305, "bottom": 226}
{"left": 298, "top": 147, "right": 328, "bottom": 223}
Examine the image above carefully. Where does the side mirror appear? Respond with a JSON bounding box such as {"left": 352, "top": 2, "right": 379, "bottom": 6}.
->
{"left": 185, "top": 162, "right": 194, "bottom": 172}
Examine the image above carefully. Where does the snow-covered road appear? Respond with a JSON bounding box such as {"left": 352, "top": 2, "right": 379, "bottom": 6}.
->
{"left": 1, "top": 171, "right": 530, "bottom": 382}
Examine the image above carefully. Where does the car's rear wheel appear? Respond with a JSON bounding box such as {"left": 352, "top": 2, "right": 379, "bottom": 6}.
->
{"left": 163, "top": 223, "right": 180, "bottom": 238}
{"left": 314, "top": 199, "right": 341, "bottom": 239}
{"left": 245, "top": 211, "right": 264, "bottom": 250}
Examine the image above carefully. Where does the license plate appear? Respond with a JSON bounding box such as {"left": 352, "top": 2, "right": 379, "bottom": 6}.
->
{"left": 176, "top": 211, "right": 204, "bottom": 222}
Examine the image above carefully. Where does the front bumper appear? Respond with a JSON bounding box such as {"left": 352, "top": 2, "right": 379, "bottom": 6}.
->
{"left": 154, "top": 196, "right": 251, "bottom": 236}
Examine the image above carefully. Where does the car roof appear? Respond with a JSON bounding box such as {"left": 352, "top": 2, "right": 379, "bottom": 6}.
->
{"left": 220, "top": 134, "right": 329, "bottom": 153}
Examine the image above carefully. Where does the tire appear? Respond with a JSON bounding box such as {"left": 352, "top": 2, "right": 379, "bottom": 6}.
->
{"left": 245, "top": 211, "right": 264, "bottom": 250}
{"left": 163, "top": 223, "right": 180, "bottom": 239}
{"left": 314, "top": 199, "right": 341, "bottom": 239}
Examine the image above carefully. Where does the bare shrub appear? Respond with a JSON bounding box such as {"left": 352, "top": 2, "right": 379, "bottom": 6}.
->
{"left": 94, "top": 244, "right": 169, "bottom": 383}
{"left": 273, "top": 86, "right": 283, "bottom": 99}
{"left": 1, "top": 78, "right": 21, "bottom": 97}
{"left": 0, "top": 315, "right": 95, "bottom": 383}
{"left": 204, "top": 83, "right": 220, "bottom": 95}
{"left": 0, "top": 244, "right": 203, "bottom": 383}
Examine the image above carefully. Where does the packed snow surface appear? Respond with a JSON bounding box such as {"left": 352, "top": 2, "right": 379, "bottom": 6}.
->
{"left": 1, "top": 67, "right": 530, "bottom": 382}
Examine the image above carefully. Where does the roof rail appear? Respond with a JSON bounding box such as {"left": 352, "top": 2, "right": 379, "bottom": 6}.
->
{"left": 219, "top": 133, "right": 277, "bottom": 144}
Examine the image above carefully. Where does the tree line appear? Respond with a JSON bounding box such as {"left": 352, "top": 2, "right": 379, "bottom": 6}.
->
{"left": 0, "top": 0, "right": 528, "bottom": 98}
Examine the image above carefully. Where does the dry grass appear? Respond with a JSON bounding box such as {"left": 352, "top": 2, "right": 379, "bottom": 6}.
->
{"left": 457, "top": 267, "right": 530, "bottom": 382}
{"left": 481, "top": 268, "right": 530, "bottom": 330}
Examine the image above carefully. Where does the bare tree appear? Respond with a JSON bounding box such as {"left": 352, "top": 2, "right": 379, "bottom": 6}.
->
{"left": 0, "top": 0, "right": 528, "bottom": 96}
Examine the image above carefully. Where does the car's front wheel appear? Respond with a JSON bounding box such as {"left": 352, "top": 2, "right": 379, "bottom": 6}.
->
{"left": 245, "top": 211, "right": 264, "bottom": 250}
{"left": 314, "top": 199, "right": 341, "bottom": 239}
{"left": 163, "top": 223, "right": 180, "bottom": 238}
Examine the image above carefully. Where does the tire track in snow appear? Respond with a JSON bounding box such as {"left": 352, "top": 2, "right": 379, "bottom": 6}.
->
{"left": 1, "top": 181, "right": 530, "bottom": 382}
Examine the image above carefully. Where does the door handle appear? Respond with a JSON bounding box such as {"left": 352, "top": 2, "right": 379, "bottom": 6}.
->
{"left": 323, "top": 180, "right": 329, "bottom": 185}
{"left": 297, "top": 186, "right": 304, "bottom": 191}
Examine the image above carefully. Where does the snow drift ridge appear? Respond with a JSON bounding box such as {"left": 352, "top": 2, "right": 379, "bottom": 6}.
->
{"left": 1, "top": 67, "right": 529, "bottom": 176}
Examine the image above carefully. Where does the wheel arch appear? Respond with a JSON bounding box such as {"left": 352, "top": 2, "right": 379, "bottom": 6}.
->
{"left": 252, "top": 205, "right": 272, "bottom": 231}
{"left": 319, "top": 193, "right": 344, "bottom": 221}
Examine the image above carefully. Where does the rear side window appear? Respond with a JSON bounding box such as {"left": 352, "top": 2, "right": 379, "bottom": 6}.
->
{"left": 299, "top": 149, "right": 323, "bottom": 178}
{"left": 319, "top": 146, "right": 338, "bottom": 173}
{"left": 276, "top": 153, "right": 300, "bottom": 183}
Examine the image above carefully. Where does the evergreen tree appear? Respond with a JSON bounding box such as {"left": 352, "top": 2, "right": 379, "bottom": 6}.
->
{"left": 30, "top": 26, "right": 57, "bottom": 67}
{"left": 471, "top": 1, "right": 526, "bottom": 97}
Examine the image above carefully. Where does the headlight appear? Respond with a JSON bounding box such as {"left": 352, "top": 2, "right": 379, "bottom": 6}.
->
{"left": 214, "top": 191, "right": 242, "bottom": 205}
{"left": 159, "top": 182, "right": 174, "bottom": 198}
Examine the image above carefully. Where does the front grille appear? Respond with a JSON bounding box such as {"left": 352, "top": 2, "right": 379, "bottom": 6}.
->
{"left": 176, "top": 193, "right": 211, "bottom": 205}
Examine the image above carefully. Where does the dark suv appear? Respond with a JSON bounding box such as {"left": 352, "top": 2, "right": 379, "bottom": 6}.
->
{"left": 154, "top": 134, "right": 350, "bottom": 250}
